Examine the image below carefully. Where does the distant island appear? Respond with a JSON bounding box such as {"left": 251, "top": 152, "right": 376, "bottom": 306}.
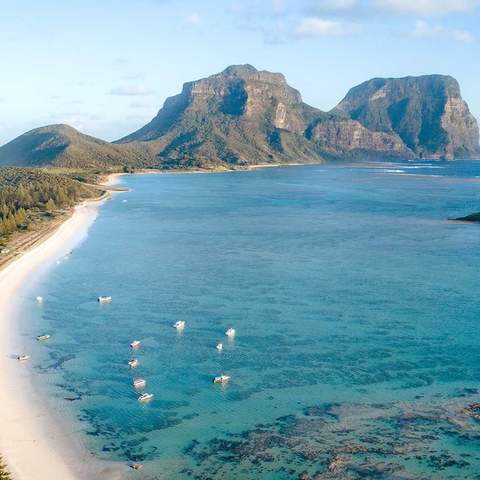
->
{"left": 0, "top": 65, "right": 478, "bottom": 171}
{"left": 453, "top": 212, "right": 480, "bottom": 222}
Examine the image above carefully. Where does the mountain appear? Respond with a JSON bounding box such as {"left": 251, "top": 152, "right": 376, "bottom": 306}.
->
{"left": 116, "top": 65, "right": 327, "bottom": 167}
{"left": 0, "top": 67, "right": 478, "bottom": 170}
{"left": 116, "top": 65, "right": 415, "bottom": 166}
{"left": 335, "top": 75, "right": 479, "bottom": 160}
{"left": 0, "top": 124, "right": 153, "bottom": 169}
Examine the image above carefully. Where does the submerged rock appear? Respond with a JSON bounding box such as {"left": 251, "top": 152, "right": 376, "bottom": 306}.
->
{"left": 462, "top": 403, "right": 480, "bottom": 420}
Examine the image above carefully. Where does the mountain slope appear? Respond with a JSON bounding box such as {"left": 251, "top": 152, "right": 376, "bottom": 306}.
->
{"left": 0, "top": 67, "right": 478, "bottom": 170}
{"left": 334, "top": 75, "right": 479, "bottom": 160}
{"left": 117, "top": 65, "right": 328, "bottom": 167}
{"left": 0, "top": 124, "right": 153, "bottom": 168}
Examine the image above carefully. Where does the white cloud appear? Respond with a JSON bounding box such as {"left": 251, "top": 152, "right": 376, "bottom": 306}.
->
{"left": 272, "top": 0, "right": 287, "bottom": 14}
{"left": 129, "top": 102, "right": 151, "bottom": 109}
{"left": 374, "top": 0, "right": 480, "bottom": 16}
{"left": 413, "top": 20, "right": 474, "bottom": 43}
{"left": 451, "top": 29, "right": 474, "bottom": 42}
{"left": 185, "top": 13, "right": 201, "bottom": 25}
{"left": 296, "top": 16, "right": 358, "bottom": 36}
{"left": 413, "top": 19, "right": 443, "bottom": 37}
{"left": 122, "top": 73, "right": 145, "bottom": 81}
{"left": 317, "top": 0, "right": 358, "bottom": 11}
{"left": 107, "top": 85, "right": 155, "bottom": 96}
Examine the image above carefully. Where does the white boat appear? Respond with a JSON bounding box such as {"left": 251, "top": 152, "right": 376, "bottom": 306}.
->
{"left": 216, "top": 343, "right": 223, "bottom": 351}
{"left": 225, "top": 328, "right": 236, "bottom": 338}
{"left": 36, "top": 296, "right": 43, "bottom": 303}
{"left": 130, "top": 463, "right": 143, "bottom": 470}
{"left": 18, "top": 355, "right": 30, "bottom": 362}
{"left": 128, "top": 359, "right": 139, "bottom": 368}
{"left": 98, "top": 296, "right": 112, "bottom": 303}
{"left": 174, "top": 320, "right": 186, "bottom": 330}
{"left": 133, "top": 378, "right": 146, "bottom": 389}
{"left": 213, "top": 375, "right": 231, "bottom": 384}
{"left": 138, "top": 393, "right": 154, "bottom": 402}
{"left": 130, "top": 340, "right": 141, "bottom": 349}
{"left": 37, "top": 334, "right": 50, "bottom": 341}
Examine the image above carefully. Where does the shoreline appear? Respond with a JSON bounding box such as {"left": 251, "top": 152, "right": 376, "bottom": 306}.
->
{"left": 0, "top": 162, "right": 475, "bottom": 480}
{"left": 0, "top": 175, "right": 126, "bottom": 480}
{"left": 0, "top": 190, "right": 111, "bottom": 273}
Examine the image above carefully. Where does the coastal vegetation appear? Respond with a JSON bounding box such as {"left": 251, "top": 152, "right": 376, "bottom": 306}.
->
{"left": 0, "top": 167, "right": 99, "bottom": 244}
{"left": 0, "top": 457, "right": 10, "bottom": 480}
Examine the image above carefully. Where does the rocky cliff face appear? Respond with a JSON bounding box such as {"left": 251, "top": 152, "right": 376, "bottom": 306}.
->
{"left": 119, "top": 68, "right": 478, "bottom": 166}
{"left": 335, "top": 75, "right": 479, "bottom": 160}
{"left": 306, "top": 117, "right": 413, "bottom": 158}
{"left": 117, "top": 65, "right": 322, "bottom": 167}
{"left": 441, "top": 95, "right": 479, "bottom": 159}
{"left": 1, "top": 67, "right": 478, "bottom": 169}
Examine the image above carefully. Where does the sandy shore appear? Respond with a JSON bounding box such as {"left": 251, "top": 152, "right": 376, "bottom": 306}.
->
{"left": 0, "top": 165, "right": 325, "bottom": 479}
{"left": 100, "top": 172, "right": 126, "bottom": 186}
{"left": 0, "top": 176, "right": 126, "bottom": 480}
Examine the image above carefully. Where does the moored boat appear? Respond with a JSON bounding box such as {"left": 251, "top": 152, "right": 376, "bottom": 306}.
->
{"left": 138, "top": 393, "right": 154, "bottom": 402}
{"left": 130, "top": 340, "right": 141, "bottom": 349}
{"left": 37, "top": 334, "right": 50, "bottom": 341}
{"left": 128, "top": 359, "right": 139, "bottom": 368}
{"left": 225, "top": 328, "right": 236, "bottom": 338}
{"left": 216, "top": 343, "right": 223, "bottom": 351}
{"left": 36, "top": 296, "right": 43, "bottom": 303}
{"left": 174, "top": 320, "right": 186, "bottom": 330}
{"left": 97, "top": 295, "right": 112, "bottom": 303}
{"left": 18, "top": 355, "right": 30, "bottom": 362}
{"left": 133, "top": 378, "right": 146, "bottom": 389}
{"left": 213, "top": 375, "right": 231, "bottom": 384}
{"left": 130, "top": 463, "right": 143, "bottom": 470}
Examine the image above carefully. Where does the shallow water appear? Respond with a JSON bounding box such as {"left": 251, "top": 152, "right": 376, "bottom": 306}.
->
{"left": 17, "top": 161, "right": 480, "bottom": 479}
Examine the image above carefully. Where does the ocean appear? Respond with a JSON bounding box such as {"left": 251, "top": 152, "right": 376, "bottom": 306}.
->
{"left": 16, "top": 161, "right": 480, "bottom": 479}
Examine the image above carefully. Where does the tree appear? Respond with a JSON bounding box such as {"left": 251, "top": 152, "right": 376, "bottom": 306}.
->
{"left": 5, "top": 214, "right": 16, "bottom": 233}
{"left": 45, "top": 198, "right": 56, "bottom": 212}
{"left": 55, "top": 187, "right": 69, "bottom": 207}
{"left": 0, "top": 204, "right": 9, "bottom": 220}
{"left": 15, "top": 208, "right": 27, "bottom": 225}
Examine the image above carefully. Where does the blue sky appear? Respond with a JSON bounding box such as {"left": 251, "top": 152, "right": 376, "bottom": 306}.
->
{"left": 0, "top": 0, "right": 479, "bottom": 145}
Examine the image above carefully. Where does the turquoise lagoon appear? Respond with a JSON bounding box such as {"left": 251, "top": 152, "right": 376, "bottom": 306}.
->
{"left": 17, "top": 162, "right": 480, "bottom": 479}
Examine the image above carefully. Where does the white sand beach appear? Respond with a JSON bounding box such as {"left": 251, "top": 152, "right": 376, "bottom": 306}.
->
{"left": 0, "top": 179, "right": 125, "bottom": 480}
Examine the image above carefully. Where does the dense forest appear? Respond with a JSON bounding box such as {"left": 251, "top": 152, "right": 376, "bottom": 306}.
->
{"left": 0, "top": 167, "right": 98, "bottom": 242}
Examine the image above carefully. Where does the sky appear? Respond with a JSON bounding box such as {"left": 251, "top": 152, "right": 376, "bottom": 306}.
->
{"left": 0, "top": 0, "right": 479, "bottom": 145}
